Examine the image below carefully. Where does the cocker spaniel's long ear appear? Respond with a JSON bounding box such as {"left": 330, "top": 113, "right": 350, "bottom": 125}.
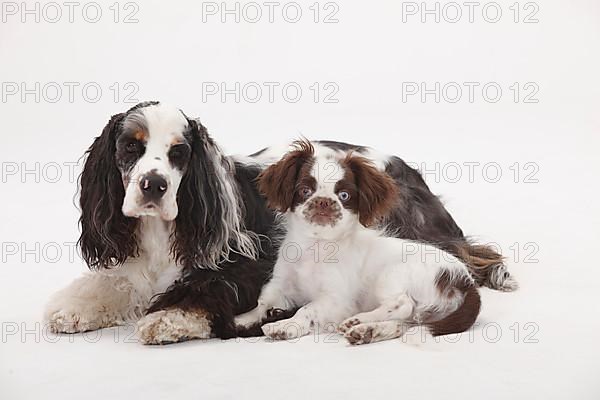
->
{"left": 172, "top": 119, "right": 257, "bottom": 270}
{"left": 258, "top": 140, "right": 315, "bottom": 212}
{"left": 343, "top": 155, "right": 399, "bottom": 227}
{"left": 78, "top": 113, "right": 139, "bottom": 270}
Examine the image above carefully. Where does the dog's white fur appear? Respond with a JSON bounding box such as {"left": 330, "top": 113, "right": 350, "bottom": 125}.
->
{"left": 121, "top": 106, "right": 188, "bottom": 221}
{"left": 235, "top": 149, "right": 475, "bottom": 344}
{"left": 137, "top": 308, "right": 212, "bottom": 344}
{"left": 44, "top": 217, "right": 181, "bottom": 333}
{"left": 44, "top": 104, "right": 220, "bottom": 339}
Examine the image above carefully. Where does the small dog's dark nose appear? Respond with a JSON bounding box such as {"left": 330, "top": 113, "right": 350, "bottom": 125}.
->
{"left": 140, "top": 173, "right": 168, "bottom": 201}
{"left": 315, "top": 197, "right": 333, "bottom": 210}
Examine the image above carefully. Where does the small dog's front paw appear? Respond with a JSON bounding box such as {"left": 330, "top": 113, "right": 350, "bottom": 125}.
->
{"left": 262, "top": 319, "right": 307, "bottom": 340}
{"left": 338, "top": 317, "right": 361, "bottom": 334}
{"left": 137, "top": 309, "right": 212, "bottom": 345}
{"left": 344, "top": 325, "right": 375, "bottom": 346}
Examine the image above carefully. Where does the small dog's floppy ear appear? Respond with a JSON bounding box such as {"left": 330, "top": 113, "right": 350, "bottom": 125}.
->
{"left": 343, "top": 155, "right": 399, "bottom": 226}
{"left": 79, "top": 113, "right": 139, "bottom": 269}
{"left": 258, "top": 140, "right": 314, "bottom": 212}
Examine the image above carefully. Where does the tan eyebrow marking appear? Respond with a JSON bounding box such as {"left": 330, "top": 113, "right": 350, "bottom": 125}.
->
{"left": 134, "top": 130, "right": 148, "bottom": 141}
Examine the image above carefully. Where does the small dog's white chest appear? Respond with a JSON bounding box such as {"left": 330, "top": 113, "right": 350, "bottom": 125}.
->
{"left": 278, "top": 240, "right": 358, "bottom": 304}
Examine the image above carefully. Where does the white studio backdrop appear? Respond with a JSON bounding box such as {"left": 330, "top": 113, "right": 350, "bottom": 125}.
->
{"left": 0, "top": 1, "right": 599, "bottom": 399}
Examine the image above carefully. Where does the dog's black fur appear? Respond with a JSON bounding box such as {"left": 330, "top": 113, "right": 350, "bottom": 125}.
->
{"left": 79, "top": 111, "right": 139, "bottom": 270}
{"left": 78, "top": 102, "right": 513, "bottom": 342}
{"left": 146, "top": 147, "right": 509, "bottom": 339}
{"left": 147, "top": 163, "right": 282, "bottom": 339}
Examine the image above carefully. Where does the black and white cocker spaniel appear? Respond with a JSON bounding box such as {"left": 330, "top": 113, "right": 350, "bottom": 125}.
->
{"left": 44, "top": 101, "right": 516, "bottom": 344}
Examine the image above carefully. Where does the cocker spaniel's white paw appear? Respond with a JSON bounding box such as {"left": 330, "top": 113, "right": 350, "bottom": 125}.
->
{"left": 44, "top": 304, "right": 120, "bottom": 333}
{"left": 137, "top": 309, "right": 212, "bottom": 345}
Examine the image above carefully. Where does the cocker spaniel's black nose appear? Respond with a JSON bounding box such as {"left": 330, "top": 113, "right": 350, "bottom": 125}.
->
{"left": 140, "top": 173, "right": 168, "bottom": 201}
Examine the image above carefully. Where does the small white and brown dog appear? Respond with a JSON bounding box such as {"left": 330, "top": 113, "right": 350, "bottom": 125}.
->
{"left": 235, "top": 140, "right": 481, "bottom": 345}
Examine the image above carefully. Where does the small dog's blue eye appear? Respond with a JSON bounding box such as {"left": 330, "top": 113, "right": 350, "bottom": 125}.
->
{"left": 339, "top": 191, "right": 350, "bottom": 201}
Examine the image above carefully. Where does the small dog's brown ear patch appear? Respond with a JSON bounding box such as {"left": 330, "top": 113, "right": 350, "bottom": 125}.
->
{"left": 342, "top": 155, "right": 399, "bottom": 226}
{"left": 258, "top": 140, "right": 315, "bottom": 212}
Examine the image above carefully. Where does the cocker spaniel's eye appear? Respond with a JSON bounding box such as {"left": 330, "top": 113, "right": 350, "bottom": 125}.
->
{"left": 169, "top": 144, "right": 190, "bottom": 159}
{"left": 126, "top": 142, "right": 139, "bottom": 153}
{"left": 168, "top": 144, "right": 191, "bottom": 170}
{"left": 170, "top": 146, "right": 184, "bottom": 158}
{"left": 338, "top": 191, "right": 350, "bottom": 202}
